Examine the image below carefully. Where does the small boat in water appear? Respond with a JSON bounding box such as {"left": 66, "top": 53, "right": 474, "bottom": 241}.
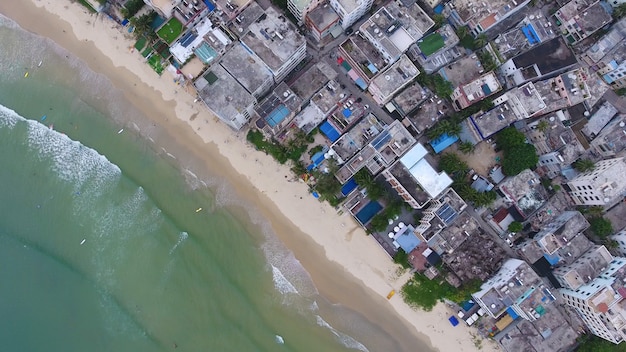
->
{"left": 24, "top": 71, "right": 29, "bottom": 78}
{"left": 41, "top": 115, "right": 47, "bottom": 121}
{"left": 275, "top": 335, "right": 284, "bottom": 344}
{"left": 118, "top": 128, "right": 124, "bottom": 134}
{"left": 38, "top": 60, "right": 43, "bottom": 67}
{"left": 80, "top": 239, "right": 86, "bottom": 245}
{"left": 195, "top": 207, "right": 203, "bottom": 213}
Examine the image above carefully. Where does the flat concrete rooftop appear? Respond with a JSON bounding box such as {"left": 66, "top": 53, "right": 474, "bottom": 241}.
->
{"left": 288, "top": 61, "right": 337, "bottom": 102}
{"left": 220, "top": 44, "right": 273, "bottom": 96}
{"left": 240, "top": 7, "right": 305, "bottom": 71}
{"left": 369, "top": 55, "right": 419, "bottom": 102}
{"left": 195, "top": 65, "right": 256, "bottom": 121}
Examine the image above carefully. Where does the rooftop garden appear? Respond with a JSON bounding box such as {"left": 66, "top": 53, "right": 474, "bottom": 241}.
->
{"left": 418, "top": 33, "right": 445, "bottom": 56}
{"left": 157, "top": 17, "right": 184, "bottom": 45}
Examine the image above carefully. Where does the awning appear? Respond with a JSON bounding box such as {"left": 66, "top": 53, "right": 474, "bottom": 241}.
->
{"left": 320, "top": 121, "right": 341, "bottom": 142}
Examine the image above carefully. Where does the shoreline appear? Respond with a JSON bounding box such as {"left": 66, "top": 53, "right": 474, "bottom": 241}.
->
{"left": 0, "top": 1, "right": 497, "bottom": 351}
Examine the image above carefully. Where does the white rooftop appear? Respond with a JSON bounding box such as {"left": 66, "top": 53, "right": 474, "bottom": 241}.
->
{"left": 400, "top": 143, "right": 452, "bottom": 198}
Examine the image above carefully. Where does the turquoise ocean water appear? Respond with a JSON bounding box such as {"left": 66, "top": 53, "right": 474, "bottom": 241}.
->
{"left": 0, "top": 15, "right": 405, "bottom": 352}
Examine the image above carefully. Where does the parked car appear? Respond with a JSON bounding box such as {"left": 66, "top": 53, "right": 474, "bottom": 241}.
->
{"left": 345, "top": 27, "right": 354, "bottom": 36}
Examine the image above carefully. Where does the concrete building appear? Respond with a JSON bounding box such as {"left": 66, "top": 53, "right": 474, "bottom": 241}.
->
{"left": 411, "top": 25, "right": 461, "bottom": 74}
{"left": 253, "top": 83, "right": 303, "bottom": 137}
{"left": 493, "top": 10, "right": 558, "bottom": 60}
{"left": 567, "top": 157, "right": 626, "bottom": 207}
{"left": 590, "top": 114, "right": 626, "bottom": 158}
{"left": 213, "top": 0, "right": 253, "bottom": 21}
{"left": 171, "top": 0, "right": 211, "bottom": 27}
{"left": 288, "top": 0, "right": 323, "bottom": 24}
{"left": 466, "top": 82, "right": 547, "bottom": 140}
{"left": 518, "top": 211, "right": 591, "bottom": 266}
{"left": 445, "top": 0, "right": 531, "bottom": 35}
{"left": 528, "top": 116, "right": 585, "bottom": 179}
{"left": 220, "top": 43, "right": 274, "bottom": 99}
{"left": 367, "top": 55, "right": 419, "bottom": 105}
{"left": 391, "top": 83, "right": 429, "bottom": 117}
{"left": 359, "top": 1, "right": 434, "bottom": 63}
{"left": 554, "top": 0, "right": 612, "bottom": 45}
{"left": 144, "top": 0, "right": 179, "bottom": 17}
{"left": 532, "top": 68, "right": 591, "bottom": 115}
{"left": 330, "top": 0, "right": 374, "bottom": 30}
{"left": 500, "top": 37, "right": 578, "bottom": 87}
{"left": 439, "top": 54, "right": 485, "bottom": 88}
{"left": 227, "top": 1, "right": 265, "bottom": 37}
{"left": 601, "top": 61, "right": 626, "bottom": 89}
{"left": 169, "top": 18, "right": 231, "bottom": 65}
{"left": 335, "top": 120, "right": 415, "bottom": 183}
{"left": 582, "top": 101, "right": 620, "bottom": 139}
{"left": 581, "top": 18, "right": 626, "bottom": 89}
{"left": 195, "top": 65, "right": 256, "bottom": 130}
{"left": 288, "top": 61, "right": 337, "bottom": 103}
{"left": 499, "top": 169, "right": 549, "bottom": 219}
{"left": 240, "top": 7, "right": 307, "bottom": 82}
{"left": 292, "top": 79, "right": 350, "bottom": 133}
{"left": 451, "top": 71, "right": 501, "bottom": 110}
{"left": 557, "top": 248, "right": 626, "bottom": 344}
{"left": 330, "top": 113, "right": 386, "bottom": 163}
{"left": 414, "top": 188, "right": 465, "bottom": 234}
{"left": 305, "top": 2, "right": 341, "bottom": 41}
{"left": 473, "top": 259, "right": 558, "bottom": 322}
{"left": 337, "top": 34, "right": 387, "bottom": 85}
{"left": 611, "top": 228, "right": 626, "bottom": 257}
{"left": 382, "top": 143, "right": 453, "bottom": 209}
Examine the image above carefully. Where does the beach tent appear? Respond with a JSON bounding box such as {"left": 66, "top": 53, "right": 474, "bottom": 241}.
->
{"left": 448, "top": 316, "right": 459, "bottom": 327}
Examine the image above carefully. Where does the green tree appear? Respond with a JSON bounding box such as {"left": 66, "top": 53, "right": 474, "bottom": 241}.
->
{"left": 478, "top": 52, "right": 497, "bottom": 71}
{"left": 617, "top": 88, "right": 626, "bottom": 96}
{"left": 432, "top": 74, "right": 454, "bottom": 97}
{"left": 536, "top": 120, "right": 550, "bottom": 133}
{"left": 123, "top": 0, "right": 146, "bottom": 18}
{"left": 130, "top": 12, "right": 157, "bottom": 40}
{"left": 459, "top": 141, "right": 475, "bottom": 154}
{"left": 393, "top": 249, "right": 412, "bottom": 269}
{"left": 501, "top": 143, "right": 538, "bottom": 176}
{"left": 508, "top": 221, "right": 523, "bottom": 233}
{"left": 432, "top": 14, "right": 446, "bottom": 29}
{"left": 438, "top": 153, "right": 469, "bottom": 176}
{"left": 577, "top": 334, "right": 626, "bottom": 352}
{"left": 496, "top": 127, "right": 526, "bottom": 150}
{"left": 614, "top": 4, "right": 626, "bottom": 19}
{"left": 589, "top": 217, "right": 613, "bottom": 239}
{"left": 573, "top": 158, "right": 595, "bottom": 172}
{"left": 474, "top": 34, "right": 488, "bottom": 48}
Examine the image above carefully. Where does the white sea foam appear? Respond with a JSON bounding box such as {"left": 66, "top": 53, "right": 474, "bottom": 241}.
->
{"left": 271, "top": 265, "right": 299, "bottom": 295}
{"left": 169, "top": 232, "right": 188, "bottom": 255}
{"left": 0, "top": 104, "right": 19, "bottom": 129}
{"left": 316, "top": 315, "right": 370, "bottom": 352}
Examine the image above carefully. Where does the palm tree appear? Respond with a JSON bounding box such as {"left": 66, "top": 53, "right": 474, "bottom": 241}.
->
{"left": 459, "top": 141, "right": 475, "bottom": 154}
{"left": 474, "top": 34, "right": 488, "bottom": 48}
{"left": 573, "top": 158, "right": 595, "bottom": 172}
{"left": 445, "top": 121, "right": 463, "bottom": 137}
{"left": 456, "top": 26, "right": 469, "bottom": 39}
{"left": 537, "top": 120, "right": 550, "bottom": 133}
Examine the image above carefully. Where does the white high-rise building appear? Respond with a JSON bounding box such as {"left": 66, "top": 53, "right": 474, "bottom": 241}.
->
{"left": 566, "top": 157, "right": 626, "bottom": 207}
{"left": 329, "top": 0, "right": 373, "bottom": 29}
{"left": 558, "top": 247, "right": 626, "bottom": 344}
{"left": 287, "top": 0, "right": 323, "bottom": 24}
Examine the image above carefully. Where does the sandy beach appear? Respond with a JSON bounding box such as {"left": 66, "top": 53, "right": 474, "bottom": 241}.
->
{"left": 0, "top": 1, "right": 498, "bottom": 351}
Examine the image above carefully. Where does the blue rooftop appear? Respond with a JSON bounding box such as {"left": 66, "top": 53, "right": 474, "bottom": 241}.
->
{"left": 396, "top": 231, "right": 422, "bottom": 253}
{"left": 430, "top": 133, "right": 459, "bottom": 154}
{"left": 320, "top": 121, "right": 341, "bottom": 142}
{"left": 506, "top": 307, "right": 520, "bottom": 320}
{"left": 544, "top": 253, "right": 561, "bottom": 266}
{"left": 522, "top": 24, "right": 540, "bottom": 45}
